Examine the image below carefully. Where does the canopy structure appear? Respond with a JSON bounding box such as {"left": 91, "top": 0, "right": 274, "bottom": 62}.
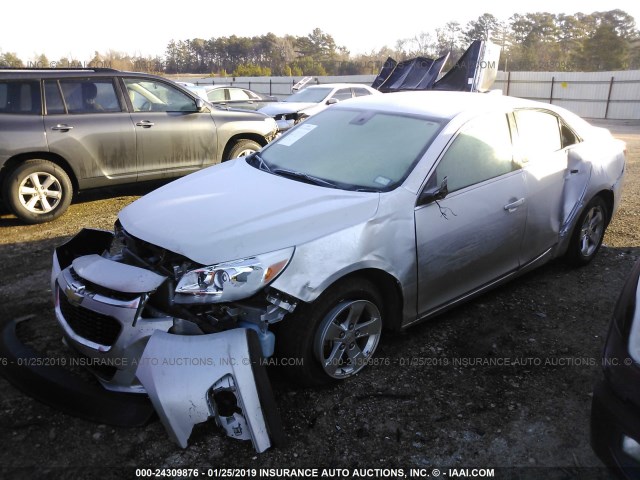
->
{"left": 372, "top": 40, "right": 499, "bottom": 93}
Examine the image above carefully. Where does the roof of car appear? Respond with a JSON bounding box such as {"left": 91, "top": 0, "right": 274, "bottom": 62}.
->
{"left": 0, "top": 68, "right": 164, "bottom": 80}
{"left": 334, "top": 90, "right": 573, "bottom": 120}
{"left": 304, "top": 83, "right": 373, "bottom": 89}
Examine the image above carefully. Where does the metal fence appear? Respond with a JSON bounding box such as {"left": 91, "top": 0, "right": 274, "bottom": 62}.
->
{"left": 493, "top": 70, "right": 640, "bottom": 120}
{"left": 171, "top": 71, "right": 640, "bottom": 119}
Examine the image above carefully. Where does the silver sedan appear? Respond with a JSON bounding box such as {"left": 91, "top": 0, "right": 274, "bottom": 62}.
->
{"left": 51, "top": 91, "right": 624, "bottom": 389}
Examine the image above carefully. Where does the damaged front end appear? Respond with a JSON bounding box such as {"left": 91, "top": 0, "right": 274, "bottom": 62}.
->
{"left": 271, "top": 111, "right": 308, "bottom": 133}
{"left": 46, "top": 225, "right": 294, "bottom": 451}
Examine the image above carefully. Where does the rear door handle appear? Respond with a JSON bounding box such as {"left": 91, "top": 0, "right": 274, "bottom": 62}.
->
{"left": 135, "top": 120, "right": 154, "bottom": 128}
{"left": 51, "top": 124, "right": 73, "bottom": 132}
{"left": 504, "top": 198, "right": 525, "bottom": 212}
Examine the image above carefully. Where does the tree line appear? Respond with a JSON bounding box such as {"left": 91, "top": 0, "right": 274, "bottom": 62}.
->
{"left": 1, "top": 9, "right": 638, "bottom": 75}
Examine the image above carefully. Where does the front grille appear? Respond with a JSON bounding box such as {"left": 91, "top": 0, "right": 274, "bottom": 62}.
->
{"left": 59, "top": 294, "right": 122, "bottom": 347}
{"left": 69, "top": 267, "right": 139, "bottom": 302}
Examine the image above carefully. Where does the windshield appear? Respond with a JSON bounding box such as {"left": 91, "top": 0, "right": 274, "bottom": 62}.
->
{"left": 285, "top": 87, "right": 332, "bottom": 103}
{"left": 258, "top": 108, "right": 443, "bottom": 191}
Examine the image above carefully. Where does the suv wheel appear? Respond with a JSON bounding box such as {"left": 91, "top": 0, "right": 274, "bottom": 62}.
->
{"left": 2, "top": 159, "right": 73, "bottom": 224}
{"left": 227, "top": 139, "right": 261, "bottom": 160}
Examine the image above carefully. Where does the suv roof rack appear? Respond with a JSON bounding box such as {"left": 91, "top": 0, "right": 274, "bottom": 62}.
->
{"left": 0, "top": 67, "right": 120, "bottom": 72}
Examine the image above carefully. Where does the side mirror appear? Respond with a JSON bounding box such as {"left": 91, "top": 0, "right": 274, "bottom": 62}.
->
{"left": 326, "top": 98, "right": 339, "bottom": 105}
{"left": 195, "top": 98, "right": 206, "bottom": 112}
{"left": 418, "top": 177, "right": 449, "bottom": 206}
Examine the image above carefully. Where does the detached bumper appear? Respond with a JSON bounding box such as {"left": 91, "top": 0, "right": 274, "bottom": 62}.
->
{"left": 137, "top": 328, "right": 284, "bottom": 452}
{"left": 0, "top": 316, "right": 155, "bottom": 427}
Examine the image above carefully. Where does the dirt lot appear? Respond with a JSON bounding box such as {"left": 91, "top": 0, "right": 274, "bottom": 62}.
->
{"left": 0, "top": 120, "right": 639, "bottom": 479}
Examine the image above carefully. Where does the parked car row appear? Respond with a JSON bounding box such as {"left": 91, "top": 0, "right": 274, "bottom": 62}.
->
{"left": 0, "top": 69, "right": 278, "bottom": 223}
{"left": 178, "top": 81, "right": 382, "bottom": 131}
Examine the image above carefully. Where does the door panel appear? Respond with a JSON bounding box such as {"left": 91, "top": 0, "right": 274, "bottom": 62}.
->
{"left": 415, "top": 171, "right": 527, "bottom": 314}
{"left": 43, "top": 79, "right": 136, "bottom": 183}
{"left": 415, "top": 112, "right": 526, "bottom": 315}
{"left": 123, "top": 78, "right": 217, "bottom": 180}
{"left": 514, "top": 109, "right": 570, "bottom": 263}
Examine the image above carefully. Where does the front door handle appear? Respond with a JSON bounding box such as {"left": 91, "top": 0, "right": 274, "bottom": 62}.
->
{"left": 51, "top": 124, "right": 73, "bottom": 132}
{"left": 504, "top": 198, "right": 525, "bottom": 212}
{"left": 135, "top": 120, "right": 155, "bottom": 128}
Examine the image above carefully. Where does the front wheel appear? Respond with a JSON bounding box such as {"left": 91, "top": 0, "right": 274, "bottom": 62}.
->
{"left": 565, "top": 196, "right": 609, "bottom": 266}
{"left": 275, "top": 278, "right": 383, "bottom": 386}
{"left": 226, "top": 139, "right": 261, "bottom": 160}
{"left": 2, "top": 159, "right": 73, "bottom": 224}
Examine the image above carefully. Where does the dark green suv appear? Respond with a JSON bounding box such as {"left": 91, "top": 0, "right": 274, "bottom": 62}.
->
{"left": 0, "top": 68, "right": 278, "bottom": 223}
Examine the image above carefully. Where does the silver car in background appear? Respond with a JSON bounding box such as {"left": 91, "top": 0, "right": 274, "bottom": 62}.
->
{"left": 49, "top": 91, "right": 625, "bottom": 448}
{"left": 258, "top": 83, "right": 380, "bottom": 131}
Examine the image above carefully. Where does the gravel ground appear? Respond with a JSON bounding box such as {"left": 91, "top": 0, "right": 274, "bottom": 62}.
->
{"left": 0, "top": 119, "right": 638, "bottom": 480}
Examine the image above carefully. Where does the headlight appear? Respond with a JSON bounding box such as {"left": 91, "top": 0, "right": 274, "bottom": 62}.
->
{"left": 175, "top": 247, "right": 294, "bottom": 302}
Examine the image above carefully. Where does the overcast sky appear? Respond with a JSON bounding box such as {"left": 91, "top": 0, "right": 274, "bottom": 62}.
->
{"left": 2, "top": 0, "right": 640, "bottom": 63}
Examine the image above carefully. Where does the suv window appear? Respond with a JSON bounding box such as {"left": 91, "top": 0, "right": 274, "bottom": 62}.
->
{"left": 0, "top": 80, "right": 42, "bottom": 114}
{"left": 58, "top": 79, "right": 121, "bottom": 113}
{"left": 436, "top": 113, "right": 515, "bottom": 193}
{"left": 44, "top": 80, "right": 65, "bottom": 114}
{"left": 124, "top": 78, "right": 197, "bottom": 112}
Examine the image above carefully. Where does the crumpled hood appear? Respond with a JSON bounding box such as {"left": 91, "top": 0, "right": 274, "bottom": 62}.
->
{"left": 119, "top": 159, "right": 380, "bottom": 265}
{"left": 259, "top": 102, "right": 316, "bottom": 116}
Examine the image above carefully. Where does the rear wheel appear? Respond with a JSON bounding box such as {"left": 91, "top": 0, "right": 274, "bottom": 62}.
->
{"left": 226, "top": 139, "right": 261, "bottom": 160}
{"left": 565, "top": 196, "right": 609, "bottom": 266}
{"left": 275, "top": 278, "right": 383, "bottom": 386}
{"left": 2, "top": 159, "right": 73, "bottom": 224}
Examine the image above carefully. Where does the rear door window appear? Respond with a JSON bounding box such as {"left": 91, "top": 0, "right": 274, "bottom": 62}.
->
{"left": 353, "top": 87, "right": 373, "bottom": 97}
{"left": 0, "top": 81, "right": 42, "bottom": 114}
{"left": 44, "top": 80, "right": 65, "bottom": 114}
{"left": 58, "top": 79, "right": 121, "bottom": 113}
{"left": 514, "top": 109, "right": 562, "bottom": 161}
{"left": 228, "top": 88, "right": 251, "bottom": 100}
{"left": 207, "top": 88, "right": 226, "bottom": 102}
{"left": 331, "top": 88, "right": 353, "bottom": 102}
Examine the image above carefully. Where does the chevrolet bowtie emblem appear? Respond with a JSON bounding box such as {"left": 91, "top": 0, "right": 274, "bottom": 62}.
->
{"left": 65, "top": 282, "right": 85, "bottom": 306}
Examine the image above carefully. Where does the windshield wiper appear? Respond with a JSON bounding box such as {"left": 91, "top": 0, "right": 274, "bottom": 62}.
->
{"left": 272, "top": 168, "right": 339, "bottom": 188}
{"left": 247, "top": 152, "right": 272, "bottom": 173}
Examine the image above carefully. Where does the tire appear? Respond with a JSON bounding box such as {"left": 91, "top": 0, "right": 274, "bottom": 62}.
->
{"left": 2, "top": 159, "right": 73, "bottom": 224}
{"left": 565, "top": 196, "right": 609, "bottom": 266}
{"left": 226, "top": 139, "right": 261, "bottom": 160}
{"left": 275, "top": 278, "right": 384, "bottom": 387}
